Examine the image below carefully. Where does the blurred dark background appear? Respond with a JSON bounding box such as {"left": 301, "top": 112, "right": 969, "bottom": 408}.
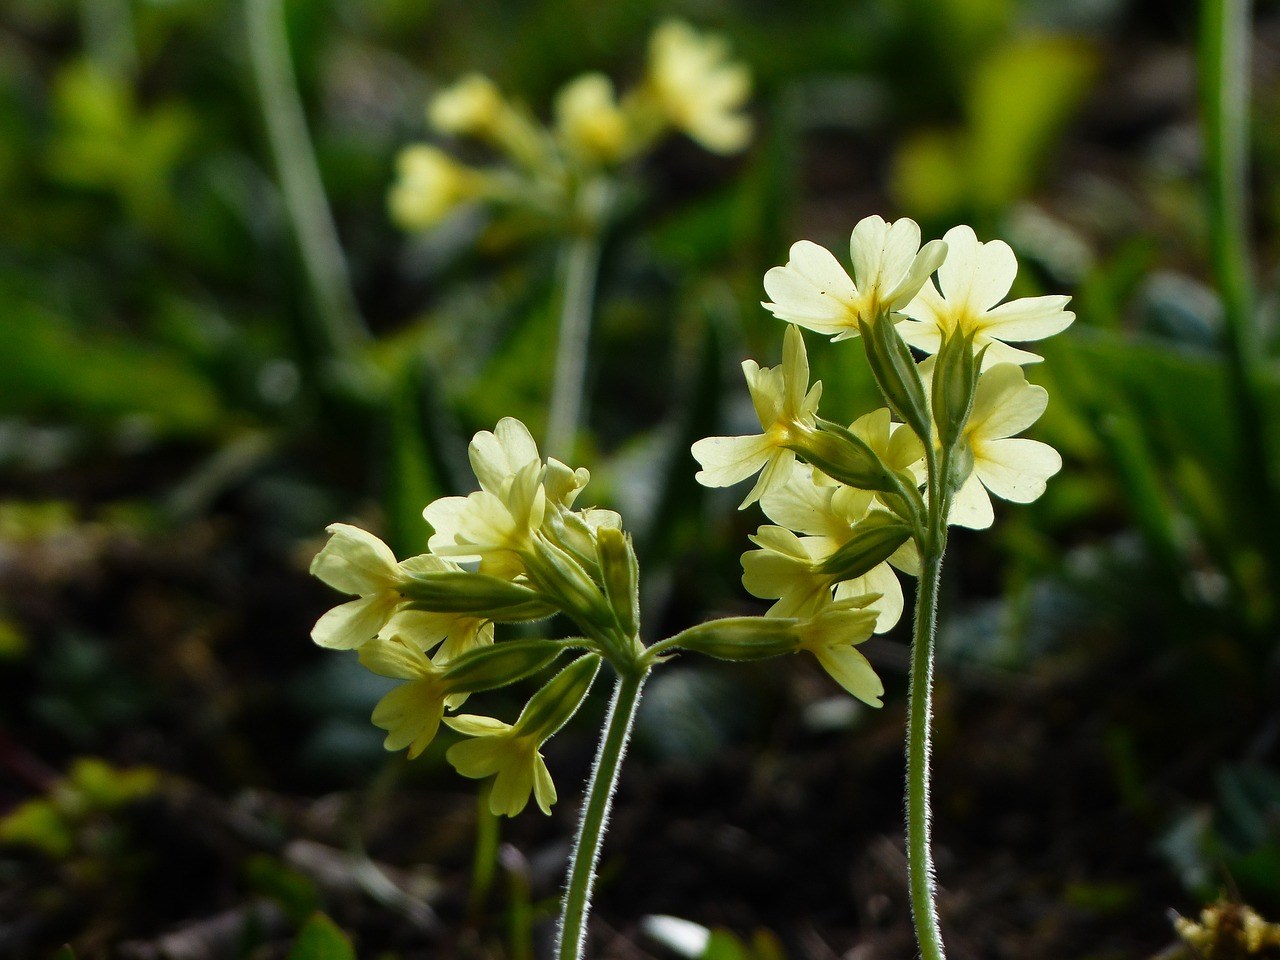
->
{"left": 1, "top": 0, "right": 1279, "bottom": 957}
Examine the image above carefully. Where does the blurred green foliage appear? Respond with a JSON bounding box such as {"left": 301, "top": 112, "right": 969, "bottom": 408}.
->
{"left": 2, "top": 0, "right": 1280, "bottom": 954}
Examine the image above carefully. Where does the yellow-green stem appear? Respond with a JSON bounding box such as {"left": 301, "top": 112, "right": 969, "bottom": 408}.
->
{"left": 906, "top": 532, "right": 946, "bottom": 960}
{"left": 245, "top": 0, "right": 367, "bottom": 365}
{"left": 546, "top": 229, "right": 603, "bottom": 463}
{"left": 556, "top": 666, "right": 646, "bottom": 960}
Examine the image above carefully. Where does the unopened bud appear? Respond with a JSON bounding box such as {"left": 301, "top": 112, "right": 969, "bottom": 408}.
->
{"left": 596, "top": 527, "right": 640, "bottom": 638}
{"left": 669, "top": 616, "right": 800, "bottom": 661}
{"left": 442, "top": 639, "right": 563, "bottom": 694}
{"left": 817, "top": 513, "right": 913, "bottom": 581}
{"left": 932, "top": 330, "right": 980, "bottom": 452}
{"left": 524, "top": 536, "right": 614, "bottom": 633}
{"left": 516, "top": 654, "right": 601, "bottom": 740}
{"left": 397, "top": 570, "right": 544, "bottom": 614}
{"left": 787, "top": 421, "right": 899, "bottom": 493}
{"left": 859, "top": 316, "right": 931, "bottom": 443}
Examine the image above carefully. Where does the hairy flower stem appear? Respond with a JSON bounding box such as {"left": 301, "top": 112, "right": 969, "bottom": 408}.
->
{"left": 906, "top": 533, "right": 946, "bottom": 960}
{"left": 556, "top": 666, "right": 647, "bottom": 960}
{"left": 906, "top": 434, "right": 951, "bottom": 960}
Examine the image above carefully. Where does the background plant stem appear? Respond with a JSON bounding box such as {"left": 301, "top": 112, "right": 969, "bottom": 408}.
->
{"left": 546, "top": 229, "right": 603, "bottom": 463}
{"left": 556, "top": 667, "right": 646, "bottom": 960}
{"left": 1198, "top": 0, "right": 1279, "bottom": 618}
{"left": 246, "top": 0, "right": 368, "bottom": 367}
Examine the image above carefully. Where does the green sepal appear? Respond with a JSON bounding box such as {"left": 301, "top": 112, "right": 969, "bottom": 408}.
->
{"left": 397, "top": 570, "right": 544, "bottom": 614}
{"left": 441, "top": 639, "right": 563, "bottom": 694}
{"left": 515, "top": 653, "right": 601, "bottom": 741}
{"left": 666, "top": 616, "right": 800, "bottom": 661}
{"left": 523, "top": 536, "right": 615, "bottom": 634}
{"left": 931, "top": 329, "right": 980, "bottom": 453}
{"left": 859, "top": 315, "right": 931, "bottom": 443}
{"left": 595, "top": 526, "right": 640, "bottom": 639}
{"left": 786, "top": 420, "right": 899, "bottom": 493}
{"left": 817, "top": 513, "right": 913, "bottom": 580}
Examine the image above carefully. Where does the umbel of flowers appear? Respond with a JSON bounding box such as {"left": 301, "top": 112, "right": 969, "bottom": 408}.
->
{"left": 388, "top": 20, "right": 751, "bottom": 232}
{"left": 310, "top": 217, "right": 1071, "bottom": 960}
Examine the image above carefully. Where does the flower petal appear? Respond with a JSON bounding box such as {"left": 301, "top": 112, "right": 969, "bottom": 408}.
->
{"left": 691, "top": 433, "right": 775, "bottom": 488}
{"left": 947, "top": 474, "right": 994, "bottom": 530}
{"left": 532, "top": 753, "right": 557, "bottom": 814}
{"left": 981, "top": 294, "right": 1074, "bottom": 342}
{"left": 311, "top": 524, "right": 400, "bottom": 595}
{"left": 968, "top": 364, "right": 1048, "bottom": 439}
{"left": 975, "top": 437, "right": 1062, "bottom": 504}
{"left": 469, "top": 418, "right": 540, "bottom": 495}
{"left": 312, "top": 593, "right": 399, "bottom": 650}
{"left": 813, "top": 646, "right": 884, "bottom": 707}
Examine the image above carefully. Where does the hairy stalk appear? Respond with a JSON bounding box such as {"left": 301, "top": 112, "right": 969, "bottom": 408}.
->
{"left": 906, "top": 533, "right": 946, "bottom": 960}
{"left": 245, "top": 0, "right": 367, "bottom": 364}
{"left": 905, "top": 433, "right": 954, "bottom": 960}
{"left": 556, "top": 667, "right": 647, "bottom": 960}
{"left": 546, "top": 228, "right": 604, "bottom": 463}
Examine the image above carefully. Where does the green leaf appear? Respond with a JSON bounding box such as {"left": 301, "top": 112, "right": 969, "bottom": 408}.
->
{"left": 289, "top": 913, "right": 355, "bottom": 960}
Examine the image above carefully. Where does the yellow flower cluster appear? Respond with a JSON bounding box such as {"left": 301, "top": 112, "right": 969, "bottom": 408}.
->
{"left": 310, "top": 418, "right": 623, "bottom": 816}
{"left": 387, "top": 20, "right": 752, "bottom": 231}
{"left": 693, "top": 215, "right": 1073, "bottom": 698}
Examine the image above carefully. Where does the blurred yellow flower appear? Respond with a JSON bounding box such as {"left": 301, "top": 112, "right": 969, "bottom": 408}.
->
{"left": 948, "top": 363, "right": 1062, "bottom": 529}
{"left": 645, "top": 20, "right": 751, "bottom": 154}
{"left": 763, "top": 216, "right": 947, "bottom": 341}
{"left": 555, "top": 73, "right": 630, "bottom": 165}
{"left": 898, "top": 224, "right": 1075, "bottom": 366}
{"left": 387, "top": 145, "right": 481, "bottom": 230}
{"left": 428, "top": 74, "right": 506, "bottom": 137}
{"left": 691, "top": 325, "right": 822, "bottom": 507}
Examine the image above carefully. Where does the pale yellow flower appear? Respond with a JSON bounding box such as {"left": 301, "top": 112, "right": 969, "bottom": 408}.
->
{"left": 445, "top": 716, "right": 556, "bottom": 817}
{"left": 387, "top": 145, "right": 482, "bottom": 230}
{"left": 360, "top": 635, "right": 451, "bottom": 759}
{"left": 428, "top": 74, "right": 506, "bottom": 137}
{"left": 555, "top": 73, "right": 630, "bottom": 165}
{"left": 794, "top": 596, "right": 883, "bottom": 706}
{"left": 310, "top": 524, "right": 407, "bottom": 650}
{"left": 948, "top": 363, "right": 1062, "bottom": 529}
{"left": 898, "top": 224, "right": 1075, "bottom": 366}
{"left": 424, "top": 461, "right": 547, "bottom": 578}
{"left": 757, "top": 460, "right": 908, "bottom": 632}
{"left": 691, "top": 324, "right": 822, "bottom": 508}
{"left": 444, "top": 654, "right": 599, "bottom": 817}
{"left": 382, "top": 554, "right": 496, "bottom": 665}
{"left": 762, "top": 216, "right": 947, "bottom": 341}
{"left": 645, "top": 20, "right": 751, "bottom": 154}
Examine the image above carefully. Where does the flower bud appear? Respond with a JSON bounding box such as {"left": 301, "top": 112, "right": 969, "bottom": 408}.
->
{"left": 397, "top": 569, "right": 544, "bottom": 614}
{"left": 516, "top": 654, "right": 601, "bottom": 741}
{"left": 596, "top": 527, "right": 640, "bottom": 639}
{"left": 786, "top": 420, "right": 899, "bottom": 493}
{"left": 931, "top": 330, "right": 980, "bottom": 454}
{"left": 441, "top": 639, "right": 563, "bottom": 694}
{"left": 555, "top": 73, "right": 630, "bottom": 165}
{"left": 858, "top": 316, "right": 931, "bottom": 444}
{"left": 429, "top": 74, "right": 506, "bottom": 137}
{"left": 817, "top": 513, "right": 913, "bottom": 581}
{"left": 523, "top": 535, "right": 615, "bottom": 634}
{"left": 387, "top": 145, "right": 483, "bottom": 230}
{"left": 669, "top": 616, "right": 800, "bottom": 661}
